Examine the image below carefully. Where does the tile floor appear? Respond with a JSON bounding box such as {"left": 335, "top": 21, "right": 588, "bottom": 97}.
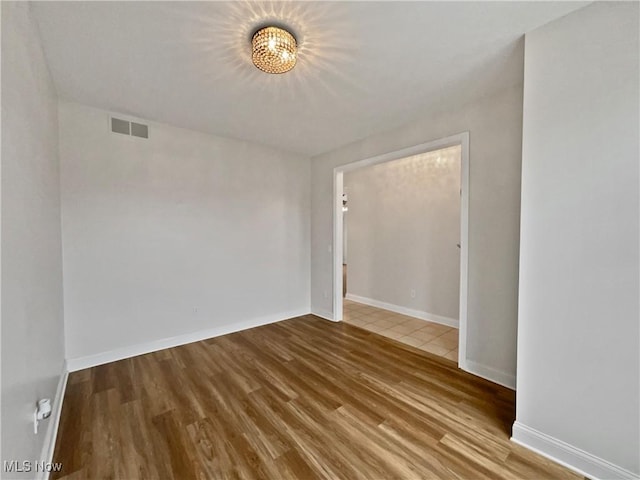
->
{"left": 343, "top": 299, "right": 458, "bottom": 361}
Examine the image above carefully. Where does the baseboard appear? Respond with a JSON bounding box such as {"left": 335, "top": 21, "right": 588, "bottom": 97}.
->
{"left": 463, "top": 359, "right": 516, "bottom": 390}
{"left": 345, "top": 293, "right": 459, "bottom": 328}
{"left": 511, "top": 422, "right": 639, "bottom": 480}
{"left": 310, "top": 307, "right": 336, "bottom": 322}
{"left": 37, "top": 361, "right": 69, "bottom": 480}
{"left": 66, "top": 309, "right": 309, "bottom": 372}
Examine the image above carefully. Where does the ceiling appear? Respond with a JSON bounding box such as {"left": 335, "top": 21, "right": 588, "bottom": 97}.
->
{"left": 32, "top": 1, "right": 587, "bottom": 157}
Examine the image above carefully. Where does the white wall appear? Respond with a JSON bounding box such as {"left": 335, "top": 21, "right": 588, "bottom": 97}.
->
{"left": 1, "top": 1, "right": 65, "bottom": 475}
{"left": 311, "top": 83, "right": 524, "bottom": 387}
{"left": 59, "top": 102, "right": 310, "bottom": 362}
{"left": 514, "top": 2, "right": 639, "bottom": 477}
{"left": 344, "top": 146, "right": 461, "bottom": 322}
{"left": 342, "top": 211, "right": 347, "bottom": 265}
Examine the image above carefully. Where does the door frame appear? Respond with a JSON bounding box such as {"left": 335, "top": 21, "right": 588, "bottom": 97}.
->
{"left": 332, "top": 132, "right": 470, "bottom": 367}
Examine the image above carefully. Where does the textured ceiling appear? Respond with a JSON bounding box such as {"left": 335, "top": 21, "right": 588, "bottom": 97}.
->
{"left": 32, "top": 1, "right": 587, "bottom": 156}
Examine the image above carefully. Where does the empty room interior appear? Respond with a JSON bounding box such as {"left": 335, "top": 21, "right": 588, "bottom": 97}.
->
{"left": 1, "top": 1, "right": 638, "bottom": 480}
{"left": 341, "top": 145, "right": 463, "bottom": 362}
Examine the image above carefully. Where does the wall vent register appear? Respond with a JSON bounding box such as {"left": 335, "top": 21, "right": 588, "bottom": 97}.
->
{"left": 110, "top": 117, "right": 148, "bottom": 139}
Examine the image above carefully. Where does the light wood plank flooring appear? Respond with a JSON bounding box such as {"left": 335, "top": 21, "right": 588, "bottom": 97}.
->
{"left": 52, "top": 315, "right": 579, "bottom": 479}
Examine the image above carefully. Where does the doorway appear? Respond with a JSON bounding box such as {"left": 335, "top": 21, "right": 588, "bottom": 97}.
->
{"left": 332, "top": 133, "right": 470, "bottom": 367}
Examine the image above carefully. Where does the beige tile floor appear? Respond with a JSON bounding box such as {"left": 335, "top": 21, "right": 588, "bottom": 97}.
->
{"left": 343, "top": 299, "right": 458, "bottom": 361}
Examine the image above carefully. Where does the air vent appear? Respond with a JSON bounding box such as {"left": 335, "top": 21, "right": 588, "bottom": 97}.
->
{"left": 111, "top": 117, "right": 130, "bottom": 135}
{"left": 131, "top": 122, "right": 148, "bottom": 139}
{"left": 110, "top": 116, "right": 148, "bottom": 139}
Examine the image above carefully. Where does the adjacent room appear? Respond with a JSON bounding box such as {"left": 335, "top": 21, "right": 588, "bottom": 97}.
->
{"left": 341, "top": 145, "right": 462, "bottom": 362}
{"left": 1, "top": 1, "right": 638, "bottom": 480}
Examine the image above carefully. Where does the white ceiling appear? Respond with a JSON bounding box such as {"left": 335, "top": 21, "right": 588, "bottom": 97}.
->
{"left": 32, "top": 1, "right": 587, "bottom": 156}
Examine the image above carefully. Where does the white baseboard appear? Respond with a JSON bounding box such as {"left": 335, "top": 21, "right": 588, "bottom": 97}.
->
{"left": 345, "top": 293, "right": 459, "bottom": 328}
{"left": 66, "top": 309, "right": 309, "bottom": 372}
{"left": 463, "top": 359, "right": 516, "bottom": 390}
{"left": 512, "top": 422, "right": 639, "bottom": 480}
{"left": 37, "top": 361, "right": 69, "bottom": 480}
{"left": 310, "top": 306, "right": 336, "bottom": 322}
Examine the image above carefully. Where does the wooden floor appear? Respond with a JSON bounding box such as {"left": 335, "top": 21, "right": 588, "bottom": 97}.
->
{"left": 52, "top": 315, "right": 579, "bottom": 480}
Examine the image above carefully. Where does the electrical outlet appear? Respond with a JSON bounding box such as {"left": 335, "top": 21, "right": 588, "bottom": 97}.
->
{"left": 33, "top": 398, "right": 51, "bottom": 434}
{"left": 410, "top": 289, "right": 416, "bottom": 298}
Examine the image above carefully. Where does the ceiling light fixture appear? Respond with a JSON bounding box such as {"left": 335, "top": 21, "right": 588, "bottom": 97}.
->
{"left": 252, "top": 26, "right": 297, "bottom": 74}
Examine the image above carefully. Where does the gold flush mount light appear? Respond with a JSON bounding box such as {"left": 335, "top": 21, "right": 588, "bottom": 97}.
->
{"left": 252, "top": 26, "right": 297, "bottom": 74}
